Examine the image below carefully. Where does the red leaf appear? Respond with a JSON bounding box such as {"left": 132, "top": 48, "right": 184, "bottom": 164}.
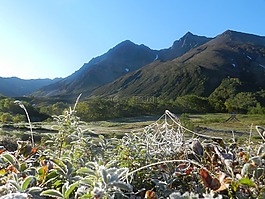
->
{"left": 0, "top": 149, "right": 6, "bottom": 155}
{"left": 200, "top": 168, "right": 221, "bottom": 190}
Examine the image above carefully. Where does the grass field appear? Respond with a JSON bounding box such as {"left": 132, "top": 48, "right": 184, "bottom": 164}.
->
{"left": 1, "top": 113, "right": 265, "bottom": 143}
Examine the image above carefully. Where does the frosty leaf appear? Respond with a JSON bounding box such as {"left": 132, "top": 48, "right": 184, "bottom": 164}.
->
{"left": 241, "top": 163, "right": 251, "bottom": 177}
{"left": 21, "top": 176, "right": 35, "bottom": 190}
{"left": 112, "top": 181, "right": 132, "bottom": 191}
{"left": 1, "top": 153, "right": 16, "bottom": 165}
{"left": 64, "top": 181, "right": 79, "bottom": 199}
{"left": 40, "top": 189, "right": 64, "bottom": 198}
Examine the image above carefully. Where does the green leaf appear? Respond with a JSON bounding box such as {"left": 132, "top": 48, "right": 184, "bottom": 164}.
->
{"left": 76, "top": 167, "right": 96, "bottom": 176}
{"left": 85, "top": 161, "right": 95, "bottom": 166}
{"left": 62, "top": 181, "right": 69, "bottom": 196}
{"left": 238, "top": 178, "right": 255, "bottom": 187}
{"left": 37, "top": 165, "right": 48, "bottom": 182}
{"left": 28, "top": 186, "right": 42, "bottom": 193}
{"left": 19, "top": 163, "right": 27, "bottom": 172}
{"left": 80, "top": 193, "right": 93, "bottom": 199}
{"left": 64, "top": 181, "right": 79, "bottom": 199}
{"left": 80, "top": 178, "right": 95, "bottom": 186}
{"left": 1, "top": 153, "right": 16, "bottom": 165}
{"left": 43, "top": 170, "right": 58, "bottom": 185}
{"left": 40, "top": 189, "right": 64, "bottom": 198}
{"left": 54, "top": 179, "right": 63, "bottom": 187}
{"left": 231, "top": 181, "right": 239, "bottom": 192}
{"left": 21, "top": 176, "right": 34, "bottom": 190}
{"left": 53, "top": 159, "right": 67, "bottom": 175}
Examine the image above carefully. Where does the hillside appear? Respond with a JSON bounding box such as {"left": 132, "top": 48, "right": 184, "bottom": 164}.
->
{"left": 0, "top": 77, "right": 61, "bottom": 97}
{"left": 92, "top": 30, "right": 265, "bottom": 99}
{"left": 33, "top": 32, "right": 211, "bottom": 98}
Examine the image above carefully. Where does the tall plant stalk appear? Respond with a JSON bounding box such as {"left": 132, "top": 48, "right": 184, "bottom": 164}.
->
{"left": 14, "top": 100, "right": 34, "bottom": 147}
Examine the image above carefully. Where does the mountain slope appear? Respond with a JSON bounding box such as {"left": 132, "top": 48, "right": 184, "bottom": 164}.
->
{"left": 0, "top": 77, "right": 61, "bottom": 97}
{"left": 33, "top": 33, "right": 211, "bottom": 98}
{"left": 92, "top": 30, "right": 265, "bottom": 99}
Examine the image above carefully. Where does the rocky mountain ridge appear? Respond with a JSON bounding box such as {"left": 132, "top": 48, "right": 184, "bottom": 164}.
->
{"left": 92, "top": 30, "right": 265, "bottom": 99}
{"left": 33, "top": 32, "right": 211, "bottom": 98}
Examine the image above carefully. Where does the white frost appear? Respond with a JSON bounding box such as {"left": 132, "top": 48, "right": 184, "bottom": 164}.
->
{"left": 247, "top": 55, "right": 252, "bottom": 60}
{"left": 153, "top": 54, "right": 159, "bottom": 61}
{"left": 259, "top": 64, "right": 265, "bottom": 69}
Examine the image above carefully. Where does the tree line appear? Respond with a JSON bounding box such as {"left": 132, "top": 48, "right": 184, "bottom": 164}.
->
{"left": 1, "top": 81, "right": 265, "bottom": 123}
{"left": 0, "top": 97, "right": 49, "bottom": 123}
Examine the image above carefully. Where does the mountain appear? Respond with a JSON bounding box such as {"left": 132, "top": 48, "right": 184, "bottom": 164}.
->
{"left": 92, "top": 30, "right": 265, "bottom": 99}
{"left": 0, "top": 77, "right": 61, "bottom": 97}
{"left": 33, "top": 33, "right": 211, "bottom": 98}
{"left": 158, "top": 32, "right": 211, "bottom": 61}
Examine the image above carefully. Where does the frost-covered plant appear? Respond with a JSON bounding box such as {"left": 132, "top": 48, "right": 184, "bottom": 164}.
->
{"left": 76, "top": 161, "right": 132, "bottom": 198}
{"left": 2, "top": 99, "right": 265, "bottom": 199}
{"left": 169, "top": 191, "right": 200, "bottom": 199}
{"left": 45, "top": 94, "right": 84, "bottom": 158}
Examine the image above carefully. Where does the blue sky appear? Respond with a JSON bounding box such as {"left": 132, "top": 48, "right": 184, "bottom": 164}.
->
{"left": 0, "top": 0, "right": 264, "bottom": 79}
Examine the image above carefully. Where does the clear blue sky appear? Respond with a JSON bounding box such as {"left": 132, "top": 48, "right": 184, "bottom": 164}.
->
{"left": 0, "top": 0, "right": 264, "bottom": 79}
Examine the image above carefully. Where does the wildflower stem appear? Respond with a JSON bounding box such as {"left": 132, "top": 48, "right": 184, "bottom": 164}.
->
{"left": 14, "top": 100, "right": 34, "bottom": 147}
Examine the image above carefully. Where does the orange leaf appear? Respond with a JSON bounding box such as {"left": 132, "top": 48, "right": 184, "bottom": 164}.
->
{"left": 31, "top": 147, "right": 38, "bottom": 154}
{"left": 145, "top": 190, "right": 157, "bottom": 199}
{"left": 0, "top": 149, "right": 6, "bottom": 155}
{"left": 6, "top": 165, "right": 19, "bottom": 174}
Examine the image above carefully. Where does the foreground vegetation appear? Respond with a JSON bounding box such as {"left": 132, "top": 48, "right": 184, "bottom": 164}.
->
{"left": 0, "top": 98, "right": 265, "bottom": 198}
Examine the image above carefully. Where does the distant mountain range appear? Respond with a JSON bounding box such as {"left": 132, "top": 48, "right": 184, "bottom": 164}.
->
{"left": 33, "top": 32, "right": 211, "bottom": 98}
{"left": 0, "top": 77, "right": 61, "bottom": 97}
{"left": 1, "top": 30, "right": 265, "bottom": 100}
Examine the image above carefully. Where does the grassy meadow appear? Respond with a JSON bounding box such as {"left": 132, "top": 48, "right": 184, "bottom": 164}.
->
{"left": 1, "top": 113, "right": 265, "bottom": 142}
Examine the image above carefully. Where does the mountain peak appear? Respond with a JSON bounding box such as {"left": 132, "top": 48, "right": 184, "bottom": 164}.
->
{"left": 119, "top": 40, "right": 135, "bottom": 46}
{"left": 171, "top": 31, "right": 211, "bottom": 50}
{"left": 111, "top": 39, "right": 151, "bottom": 52}
{"left": 182, "top": 31, "right": 194, "bottom": 38}
{"left": 215, "top": 30, "right": 265, "bottom": 46}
